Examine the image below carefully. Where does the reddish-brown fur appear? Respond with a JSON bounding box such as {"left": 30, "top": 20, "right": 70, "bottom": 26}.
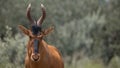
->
{"left": 19, "top": 3, "right": 64, "bottom": 68}
{"left": 25, "top": 40, "right": 64, "bottom": 68}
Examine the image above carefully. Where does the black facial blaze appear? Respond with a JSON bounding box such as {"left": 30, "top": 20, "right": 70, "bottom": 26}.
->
{"left": 31, "top": 25, "right": 41, "bottom": 35}
{"left": 33, "top": 39, "right": 39, "bottom": 54}
{"left": 31, "top": 25, "right": 41, "bottom": 54}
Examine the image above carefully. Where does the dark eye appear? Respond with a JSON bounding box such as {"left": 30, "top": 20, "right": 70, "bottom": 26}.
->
{"left": 29, "top": 35, "right": 32, "bottom": 39}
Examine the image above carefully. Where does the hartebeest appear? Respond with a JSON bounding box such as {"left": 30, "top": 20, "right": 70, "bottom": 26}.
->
{"left": 18, "top": 3, "right": 64, "bottom": 68}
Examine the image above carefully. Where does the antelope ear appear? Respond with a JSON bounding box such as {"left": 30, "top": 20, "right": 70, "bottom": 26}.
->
{"left": 18, "top": 25, "right": 30, "bottom": 35}
{"left": 42, "top": 26, "right": 54, "bottom": 36}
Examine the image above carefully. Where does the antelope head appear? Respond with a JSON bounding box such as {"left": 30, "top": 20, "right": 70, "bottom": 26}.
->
{"left": 18, "top": 4, "right": 53, "bottom": 62}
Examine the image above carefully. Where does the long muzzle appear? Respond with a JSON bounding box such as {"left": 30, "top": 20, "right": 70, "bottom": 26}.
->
{"left": 33, "top": 39, "right": 39, "bottom": 54}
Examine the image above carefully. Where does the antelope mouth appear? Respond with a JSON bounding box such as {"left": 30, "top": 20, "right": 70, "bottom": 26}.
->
{"left": 31, "top": 54, "right": 40, "bottom": 62}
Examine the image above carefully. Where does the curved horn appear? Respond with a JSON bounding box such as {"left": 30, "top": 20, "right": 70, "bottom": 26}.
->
{"left": 27, "top": 3, "right": 35, "bottom": 24}
{"left": 37, "top": 4, "right": 46, "bottom": 26}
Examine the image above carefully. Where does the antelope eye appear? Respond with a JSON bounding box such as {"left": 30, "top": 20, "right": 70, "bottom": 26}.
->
{"left": 37, "top": 35, "right": 42, "bottom": 38}
{"left": 28, "top": 33, "right": 32, "bottom": 38}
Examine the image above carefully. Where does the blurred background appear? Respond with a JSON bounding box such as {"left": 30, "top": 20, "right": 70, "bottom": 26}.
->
{"left": 0, "top": 0, "right": 120, "bottom": 68}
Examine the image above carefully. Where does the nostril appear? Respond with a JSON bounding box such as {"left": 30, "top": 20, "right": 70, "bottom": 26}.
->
{"left": 31, "top": 53, "right": 40, "bottom": 61}
{"left": 32, "top": 55, "right": 39, "bottom": 60}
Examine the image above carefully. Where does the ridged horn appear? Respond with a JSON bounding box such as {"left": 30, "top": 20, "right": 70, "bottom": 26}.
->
{"left": 37, "top": 4, "right": 46, "bottom": 26}
{"left": 26, "top": 3, "right": 35, "bottom": 24}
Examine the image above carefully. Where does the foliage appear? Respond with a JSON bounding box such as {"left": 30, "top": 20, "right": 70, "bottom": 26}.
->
{"left": 0, "top": 26, "right": 27, "bottom": 68}
{"left": 0, "top": 0, "right": 120, "bottom": 68}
